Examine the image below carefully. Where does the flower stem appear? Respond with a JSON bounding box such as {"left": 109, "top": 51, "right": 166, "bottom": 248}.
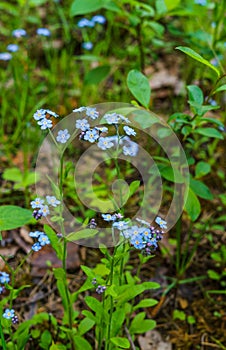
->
{"left": 58, "top": 155, "right": 76, "bottom": 350}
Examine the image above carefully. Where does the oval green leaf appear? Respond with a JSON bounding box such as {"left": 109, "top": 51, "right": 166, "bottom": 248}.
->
{"left": 195, "top": 161, "right": 211, "bottom": 179}
{"left": 185, "top": 188, "right": 201, "bottom": 221}
{"left": 195, "top": 127, "right": 223, "bottom": 139}
{"left": 0, "top": 206, "right": 33, "bottom": 231}
{"left": 84, "top": 65, "right": 111, "bottom": 85}
{"left": 127, "top": 69, "right": 151, "bottom": 108}
{"left": 110, "top": 337, "right": 130, "bottom": 349}
{"left": 70, "top": 0, "right": 109, "bottom": 16}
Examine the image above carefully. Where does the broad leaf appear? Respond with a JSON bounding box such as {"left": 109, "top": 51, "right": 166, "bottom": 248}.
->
{"left": 73, "top": 336, "right": 92, "bottom": 350}
{"left": 70, "top": 0, "right": 110, "bottom": 16}
{"left": 0, "top": 206, "right": 33, "bottom": 231}
{"left": 133, "top": 298, "right": 158, "bottom": 310}
{"left": 187, "top": 85, "right": 204, "bottom": 105}
{"left": 84, "top": 65, "right": 110, "bottom": 85}
{"left": 127, "top": 69, "right": 151, "bottom": 108}
{"left": 129, "top": 180, "right": 140, "bottom": 196}
{"left": 190, "top": 179, "right": 213, "bottom": 200}
{"left": 110, "top": 337, "right": 130, "bottom": 348}
{"left": 185, "top": 188, "right": 201, "bottom": 221}
{"left": 195, "top": 127, "right": 223, "bottom": 139}
{"left": 195, "top": 161, "right": 211, "bottom": 178}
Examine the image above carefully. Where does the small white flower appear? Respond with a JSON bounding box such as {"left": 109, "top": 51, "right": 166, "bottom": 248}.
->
{"left": 46, "top": 196, "right": 61, "bottom": 207}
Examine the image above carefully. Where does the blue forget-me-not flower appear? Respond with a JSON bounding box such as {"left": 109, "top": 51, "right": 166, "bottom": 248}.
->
{"left": 56, "top": 129, "right": 71, "bottom": 143}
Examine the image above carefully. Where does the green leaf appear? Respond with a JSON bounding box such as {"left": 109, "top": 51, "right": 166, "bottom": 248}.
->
{"left": 67, "top": 229, "right": 98, "bottom": 241}
{"left": 73, "top": 336, "right": 92, "bottom": 350}
{"left": 187, "top": 315, "right": 196, "bottom": 325}
{"left": 195, "top": 161, "right": 211, "bottom": 179}
{"left": 129, "top": 180, "right": 140, "bottom": 196}
{"left": 110, "top": 337, "right": 130, "bottom": 349}
{"left": 130, "top": 312, "right": 156, "bottom": 334}
{"left": 201, "top": 118, "right": 224, "bottom": 128}
{"left": 0, "top": 206, "right": 33, "bottom": 230}
{"left": 81, "top": 265, "right": 95, "bottom": 278}
{"left": 133, "top": 298, "right": 158, "bottom": 310}
{"left": 49, "top": 344, "right": 67, "bottom": 350}
{"left": 212, "top": 84, "right": 226, "bottom": 94}
{"left": 116, "top": 282, "right": 159, "bottom": 306}
{"left": 93, "top": 263, "right": 110, "bottom": 276}
{"left": 187, "top": 85, "right": 204, "bottom": 105}
{"left": 155, "top": 0, "right": 167, "bottom": 15}
{"left": 70, "top": 0, "right": 110, "bottom": 16}
{"left": 127, "top": 69, "right": 151, "bottom": 108}
{"left": 111, "top": 309, "right": 126, "bottom": 337}
{"left": 84, "top": 65, "right": 111, "bottom": 85}
{"left": 173, "top": 309, "right": 186, "bottom": 321}
{"left": 195, "top": 127, "right": 223, "bottom": 139}
{"left": 158, "top": 165, "right": 185, "bottom": 183}
{"left": 185, "top": 188, "right": 201, "bottom": 221}
{"left": 44, "top": 225, "right": 63, "bottom": 260}
{"left": 12, "top": 320, "right": 32, "bottom": 349}
{"left": 2, "top": 168, "right": 22, "bottom": 182}
{"left": 40, "top": 330, "right": 52, "bottom": 349}
{"left": 81, "top": 310, "right": 96, "bottom": 322}
{"left": 78, "top": 317, "right": 95, "bottom": 336}
{"left": 84, "top": 296, "right": 104, "bottom": 315}
{"left": 175, "top": 46, "right": 220, "bottom": 77}
{"left": 207, "top": 270, "right": 221, "bottom": 280}
{"left": 190, "top": 179, "right": 213, "bottom": 200}
{"left": 164, "top": 0, "right": 181, "bottom": 11}
{"left": 147, "top": 21, "right": 165, "bottom": 36}
{"left": 53, "top": 268, "right": 69, "bottom": 315}
{"left": 133, "top": 110, "right": 159, "bottom": 128}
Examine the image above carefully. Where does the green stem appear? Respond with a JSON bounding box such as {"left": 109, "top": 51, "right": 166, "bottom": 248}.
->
{"left": 105, "top": 251, "right": 115, "bottom": 350}
{"left": 136, "top": 21, "right": 145, "bottom": 73}
{"left": 0, "top": 321, "right": 6, "bottom": 350}
{"left": 58, "top": 155, "right": 76, "bottom": 350}
{"left": 175, "top": 215, "right": 182, "bottom": 275}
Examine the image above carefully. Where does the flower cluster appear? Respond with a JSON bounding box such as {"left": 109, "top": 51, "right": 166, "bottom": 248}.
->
{"left": 0, "top": 271, "right": 10, "bottom": 284}
{"left": 77, "top": 15, "right": 106, "bottom": 28}
{"left": 73, "top": 106, "right": 99, "bottom": 120}
{"left": 33, "top": 109, "right": 59, "bottom": 130}
{"left": 36, "top": 28, "right": 51, "bottom": 37}
{"left": 0, "top": 42, "right": 19, "bottom": 61}
{"left": 194, "top": 0, "right": 206, "bottom": 5}
{"left": 74, "top": 108, "right": 138, "bottom": 157}
{"left": 0, "top": 272, "right": 10, "bottom": 295}
{"left": 87, "top": 218, "right": 97, "bottom": 229}
{"left": 92, "top": 278, "right": 107, "bottom": 294}
{"left": 31, "top": 195, "right": 60, "bottom": 220}
{"left": 12, "top": 28, "right": 26, "bottom": 37}
{"left": 102, "top": 214, "right": 167, "bottom": 255}
{"left": 29, "top": 230, "right": 50, "bottom": 252}
{"left": 12, "top": 28, "right": 51, "bottom": 37}
{"left": 0, "top": 28, "right": 51, "bottom": 61}
{"left": 77, "top": 15, "right": 106, "bottom": 51}
{"left": 2, "top": 308, "right": 18, "bottom": 323}
{"left": 82, "top": 42, "right": 93, "bottom": 51}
